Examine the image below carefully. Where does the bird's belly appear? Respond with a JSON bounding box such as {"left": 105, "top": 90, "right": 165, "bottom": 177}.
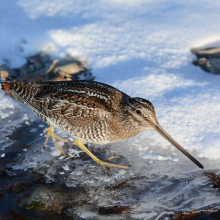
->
{"left": 67, "top": 122, "right": 112, "bottom": 144}
{"left": 46, "top": 116, "right": 112, "bottom": 144}
{"left": 65, "top": 123, "right": 138, "bottom": 145}
{"left": 42, "top": 115, "right": 139, "bottom": 145}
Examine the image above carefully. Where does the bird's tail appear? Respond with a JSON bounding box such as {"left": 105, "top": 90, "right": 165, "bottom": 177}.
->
{"left": 1, "top": 77, "right": 15, "bottom": 92}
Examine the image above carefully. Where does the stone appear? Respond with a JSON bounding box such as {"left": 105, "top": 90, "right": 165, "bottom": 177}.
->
{"left": 192, "top": 47, "right": 220, "bottom": 59}
{"left": 0, "top": 64, "right": 16, "bottom": 79}
{"left": 194, "top": 57, "right": 220, "bottom": 74}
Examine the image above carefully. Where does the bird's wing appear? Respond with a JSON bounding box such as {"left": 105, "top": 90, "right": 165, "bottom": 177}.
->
{"left": 33, "top": 81, "right": 127, "bottom": 126}
{"left": 33, "top": 80, "right": 129, "bottom": 113}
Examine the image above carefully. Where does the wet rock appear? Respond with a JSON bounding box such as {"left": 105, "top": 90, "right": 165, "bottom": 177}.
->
{"left": 0, "top": 165, "right": 7, "bottom": 177}
{"left": 5, "top": 180, "right": 33, "bottom": 194}
{"left": 0, "top": 191, "right": 5, "bottom": 199}
{"left": 6, "top": 209, "right": 75, "bottom": 220}
{"left": 50, "top": 57, "right": 91, "bottom": 81}
{"left": 26, "top": 53, "right": 50, "bottom": 66}
{"left": 19, "top": 73, "right": 46, "bottom": 82}
{"left": 192, "top": 47, "right": 220, "bottom": 59}
{"left": 1, "top": 53, "right": 94, "bottom": 82}
{"left": 20, "top": 187, "right": 88, "bottom": 214}
{"left": 46, "top": 59, "right": 60, "bottom": 74}
{"left": 193, "top": 57, "right": 220, "bottom": 74}
{"left": 205, "top": 172, "right": 220, "bottom": 189}
{"left": 53, "top": 59, "right": 87, "bottom": 76}
{"left": 52, "top": 76, "right": 69, "bottom": 81}
{"left": 192, "top": 47, "right": 220, "bottom": 74}
{"left": 18, "top": 63, "right": 40, "bottom": 78}
{"left": 98, "top": 206, "right": 131, "bottom": 215}
{"left": 172, "top": 209, "right": 213, "bottom": 220}
{"left": 111, "top": 176, "right": 141, "bottom": 188}
{"left": 25, "top": 54, "right": 92, "bottom": 81}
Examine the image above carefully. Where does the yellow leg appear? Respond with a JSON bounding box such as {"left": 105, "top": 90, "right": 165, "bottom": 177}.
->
{"left": 104, "top": 154, "right": 116, "bottom": 161}
{"left": 75, "top": 139, "right": 129, "bottom": 172}
{"left": 43, "top": 126, "right": 69, "bottom": 157}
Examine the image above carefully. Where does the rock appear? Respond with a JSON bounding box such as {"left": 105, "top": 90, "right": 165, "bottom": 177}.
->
{"left": 0, "top": 64, "right": 16, "bottom": 79}
{"left": 26, "top": 53, "right": 50, "bottom": 66}
{"left": 18, "top": 63, "right": 40, "bottom": 78}
{"left": 12, "top": 54, "right": 93, "bottom": 82}
{"left": 46, "top": 59, "right": 60, "bottom": 74}
{"left": 192, "top": 47, "right": 220, "bottom": 59}
{"left": 5, "top": 180, "right": 33, "bottom": 194}
{"left": 192, "top": 47, "right": 220, "bottom": 74}
{"left": 52, "top": 76, "right": 68, "bottom": 81}
{"left": 98, "top": 206, "right": 131, "bottom": 215}
{"left": 206, "top": 58, "right": 220, "bottom": 74}
{"left": 193, "top": 57, "right": 220, "bottom": 74}
{"left": 19, "top": 73, "right": 46, "bottom": 82}
{"left": 20, "top": 187, "right": 88, "bottom": 214}
{"left": 53, "top": 60, "right": 87, "bottom": 76}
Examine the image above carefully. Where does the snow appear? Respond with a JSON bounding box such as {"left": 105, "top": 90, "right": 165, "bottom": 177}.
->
{"left": 1, "top": 0, "right": 220, "bottom": 219}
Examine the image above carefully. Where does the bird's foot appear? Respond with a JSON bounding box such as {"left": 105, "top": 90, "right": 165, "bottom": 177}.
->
{"left": 97, "top": 159, "right": 130, "bottom": 175}
{"left": 43, "top": 126, "right": 69, "bottom": 157}
{"left": 74, "top": 139, "right": 130, "bottom": 174}
{"left": 96, "top": 159, "right": 129, "bottom": 169}
{"left": 104, "top": 154, "right": 116, "bottom": 161}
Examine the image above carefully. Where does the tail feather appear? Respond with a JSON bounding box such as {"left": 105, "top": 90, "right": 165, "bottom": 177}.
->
{"left": 1, "top": 82, "right": 11, "bottom": 91}
{"left": 1, "top": 78, "right": 42, "bottom": 113}
{"left": 1, "top": 78, "right": 17, "bottom": 91}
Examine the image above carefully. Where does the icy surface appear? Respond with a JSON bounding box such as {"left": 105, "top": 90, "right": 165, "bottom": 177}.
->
{"left": 1, "top": 0, "right": 220, "bottom": 219}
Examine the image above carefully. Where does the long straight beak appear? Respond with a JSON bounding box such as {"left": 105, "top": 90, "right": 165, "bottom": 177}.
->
{"left": 154, "top": 122, "right": 204, "bottom": 169}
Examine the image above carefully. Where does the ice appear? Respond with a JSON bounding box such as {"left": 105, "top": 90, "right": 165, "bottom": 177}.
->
{"left": 62, "top": 164, "right": 70, "bottom": 171}
{"left": 51, "top": 149, "right": 61, "bottom": 157}
{"left": 30, "top": 128, "right": 37, "bottom": 132}
{"left": 68, "top": 148, "right": 82, "bottom": 158}
{"left": 1, "top": 0, "right": 220, "bottom": 219}
{"left": 139, "top": 151, "right": 179, "bottom": 162}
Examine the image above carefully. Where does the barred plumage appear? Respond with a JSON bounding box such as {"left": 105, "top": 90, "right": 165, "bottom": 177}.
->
{"left": 1, "top": 78, "right": 204, "bottom": 170}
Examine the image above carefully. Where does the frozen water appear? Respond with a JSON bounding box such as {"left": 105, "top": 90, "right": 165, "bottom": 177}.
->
{"left": 1, "top": 0, "right": 220, "bottom": 219}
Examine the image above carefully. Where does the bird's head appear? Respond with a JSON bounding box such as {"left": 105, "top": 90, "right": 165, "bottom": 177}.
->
{"left": 124, "top": 97, "right": 204, "bottom": 169}
{"left": 124, "top": 97, "right": 158, "bottom": 130}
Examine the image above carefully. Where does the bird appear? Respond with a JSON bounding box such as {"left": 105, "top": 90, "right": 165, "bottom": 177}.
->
{"left": 1, "top": 78, "right": 204, "bottom": 171}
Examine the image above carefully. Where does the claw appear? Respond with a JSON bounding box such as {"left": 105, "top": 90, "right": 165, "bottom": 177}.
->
{"left": 104, "top": 154, "right": 116, "bottom": 162}
{"left": 43, "top": 126, "right": 69, "bottom": 157}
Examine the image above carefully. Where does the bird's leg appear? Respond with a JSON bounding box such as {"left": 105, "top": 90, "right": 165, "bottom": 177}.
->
{"left": 75, "top": 139, "right": 129, "bottom": 171}
{"left": 43, "top": 126, "right": 69, "bottom": 157}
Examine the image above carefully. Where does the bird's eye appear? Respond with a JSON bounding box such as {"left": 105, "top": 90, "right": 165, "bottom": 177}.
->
{"left": 136, "top": 109, "right": 142, "bottom": 114}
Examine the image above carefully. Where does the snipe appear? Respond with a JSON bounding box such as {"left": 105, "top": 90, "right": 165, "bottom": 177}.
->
{"left": 1, "top": 78, "right": 204, "bottom": 171}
